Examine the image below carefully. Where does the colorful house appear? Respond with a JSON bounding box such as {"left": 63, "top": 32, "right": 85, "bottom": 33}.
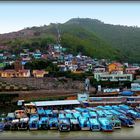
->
{"left": 0, "top": 69, "right": 30, "bottom": 78}
{"left": 72, "top": 68, "right": 85, "bottom": 74}
{"left": 108, "top": 62, "right": 124, "bottom": 73}
{"left": 16, "top": 70, "right": 31, "bottom": 77}
{"left": 41, "top": 54, "right": 48, "bottom": 59}
{"left": 93, "top": 66, "right": 106, "bottom": 73}
{"left": 125, "top": 67, "right": 139, "bottom": 74}
{"left": 58, "top": 64, "right": 68, "bottom": 72}
{"left": 33, "top": 53, "right": 42, "bottom": 59}
{"left": 32, "top": 70, "right": 49, "bottom": 78}
{"left": 0, "top": 70, "right": 16, "bottom": 78}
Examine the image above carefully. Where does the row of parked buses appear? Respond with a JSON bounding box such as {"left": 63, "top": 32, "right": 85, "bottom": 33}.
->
{"left": 0, "top": 104, "right": 140, "bottom": 132}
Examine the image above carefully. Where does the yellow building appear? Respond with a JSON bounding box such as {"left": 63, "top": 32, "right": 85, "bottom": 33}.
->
{"left": 72, "top": 68, "right": 85, "bottom": 74}
{"left": 108, "top": 62, "right": 124, "bottom": 73}
{"left": 32, "top": 70, "right": 49, "bottom": 78}
{"left": 0, "top": 69, "right": 30, "bottom": 78}
{"left": 0, "top": 70, "right": 16, "bottom": 78}
{"left": 16, "top": 70, "right": 30, "bottom": 77}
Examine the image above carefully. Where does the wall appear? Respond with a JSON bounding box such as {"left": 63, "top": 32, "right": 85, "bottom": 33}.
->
{"left": 0, "top": 77, "right": 84, "bottom": 90}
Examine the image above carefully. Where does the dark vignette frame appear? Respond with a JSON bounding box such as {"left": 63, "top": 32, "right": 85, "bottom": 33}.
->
{"left": 0, "top": 1, "right": 140, "bottom": 140}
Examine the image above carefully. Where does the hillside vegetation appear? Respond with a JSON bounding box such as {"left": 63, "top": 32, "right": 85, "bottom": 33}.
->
{"left": 1, "top": 18, "right": 140, "bottom": 63}
{"left": 66, "top": 18, "right": 140, "bottom": 63}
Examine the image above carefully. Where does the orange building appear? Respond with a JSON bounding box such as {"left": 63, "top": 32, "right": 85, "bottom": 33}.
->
{"left": 0, "top": 69, "right": 30, "bottom": 78}
{"left": 108, "top": 62, "right": 124, "bottom": 73}
{"left": 72, "top": 68, "right": 85, "bottom": 74}
{"left": 32, "top": 70, "right": 49, "bottom": 78}
{"left": 0, "top": 70, "right": 16, "bottom": 78}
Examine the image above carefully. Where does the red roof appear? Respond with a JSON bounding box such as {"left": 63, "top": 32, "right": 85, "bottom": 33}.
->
{"left": 18, "top": 70, "right": 30, "bottom": 74}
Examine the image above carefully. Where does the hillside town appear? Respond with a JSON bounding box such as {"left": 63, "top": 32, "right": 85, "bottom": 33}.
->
{"left": 2, "top": 3, "right": 140, "bottom": 139}
{"left": 0, "top": 43, "right": 140, "bottom": 83}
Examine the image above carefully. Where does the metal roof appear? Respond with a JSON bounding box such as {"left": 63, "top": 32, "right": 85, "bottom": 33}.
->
{"left": 32, "top": 100, "right": 80, "bottom": 107}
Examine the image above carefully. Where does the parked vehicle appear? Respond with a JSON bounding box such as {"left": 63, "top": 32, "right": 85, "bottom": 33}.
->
{"left": 65, "top": 113, "right": 74, "bottom": 119}
{"left": 0, "top": 117, "right": 5, "bottom": 132}
{"left": 96, "top": 106, "right": 105, "bottom": 110}
{"left": 112, "top": 106, "right": 126, "bottom": 115}
{"left": 37, "top": 107, "right": 46, "bottom": 117}
{"left": 29, "top": 114, "right": 39, "bottom": 130}
{"left": 103, "top": 110, "right": 113, "bottom": 116}
{"left": 72, "top": 111, "right": 82, "bottom": 119}
{"left": 52, "top": 110, "right": 59, "bottom": 117}
{"left": 118, "top": 115, "right": 135, "bottom": 127}
{"left": 119, "top": 104, "right": 132, "bottom": 111}
{"left": 89, "top": 118, "right": 100, "bottom": 131}
{"left": 109, "top": 109, "right": 122, "bottom": 116}
{"left": 70, "top": 118, "right": 80, "bottom": 130}
{"left": 78, "top": 116, "right": 90, "bottom": 130}
{"left": 58, "top": 118, "right": 70, "bottom": 132}
{"left": 10, "top": 119, "right": 19, "bottom": 131}
{"left": 58, "top": 113, "right": 65, "bottom": 119}
{"left": 38, "top": 117, "right": 49, "bottom": 130}
{"left": 81, "top": 112, "right": 90, "bottom": 119}
{"left": 75, "top": 107, "right": 88, "bottom": 113}
{"left": 106, "top": 115, "right": 121, "bottom": 129}
{"left": 5, "top": 113, "right": 15, "bottom": 122}
{"left": 103, "top": 105, "right": 113, "bottom": 110}
{"left": 0, "top": 122, "right": 5, "bottom": 132}
{"left": 64, "top": 109, "right": 72, "bottom": 114}
{"left": 3, "top": 122, "right": 12, "bottom": 131}
{"left": 96, "top": 110, "right": 106, "bottom": 118}
{"left": 98, "top": 117, "right": 113, "bottom": 132}
{"left": 18, "top": 117, "right": 29, "bottom": 130}
{"left": 126, "top": 110, "right": 140, "bottom": 120}
{"left": 87, "top": 107, "right": 96, "bottom": 112}
{"left": 45, "top": 110, "right": 53, "bottom": 117}
{"left": 89, "top": 111, "right": 97, "bottom": 118}
{"left": 58, "top": 113, "right": 70, "bottom": 132}
{"left": 135, "top": 106, "right": 140, "bottom": 113}
{"left": 49, "top": 117, "right": 58, "bottom": 130}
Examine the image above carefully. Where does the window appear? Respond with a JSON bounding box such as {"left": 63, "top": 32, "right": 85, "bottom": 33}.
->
{"left": 127, "top": 76, "right": 130, "bottom": 79}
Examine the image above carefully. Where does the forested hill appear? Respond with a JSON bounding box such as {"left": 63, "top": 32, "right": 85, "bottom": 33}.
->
{"left": 66, "top": 18, "right": 140, "bottom": 63}
{"left": 0, "top": 18, "right": 140, "bottom": 63}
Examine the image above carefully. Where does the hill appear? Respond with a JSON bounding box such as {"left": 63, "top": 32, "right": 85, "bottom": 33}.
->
{"left": 1, "top": 18, "right": 140, "bottom": 63}
{"left": 66, "top": 18, "right": 140, "bottom": 63}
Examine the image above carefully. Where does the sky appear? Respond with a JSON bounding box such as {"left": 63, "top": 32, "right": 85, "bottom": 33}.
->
{"left": 0, "top": 2, "right": 140, "bottom": 34}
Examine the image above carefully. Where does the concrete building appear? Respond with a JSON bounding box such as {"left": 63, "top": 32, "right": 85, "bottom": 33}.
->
{"left": 94, "top": 72, "right": 133, "bottom": 82}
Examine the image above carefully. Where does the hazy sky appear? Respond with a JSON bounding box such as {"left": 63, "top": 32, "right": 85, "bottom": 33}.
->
{"left": 0, "top": 2, "right": 140, "bottom": 33}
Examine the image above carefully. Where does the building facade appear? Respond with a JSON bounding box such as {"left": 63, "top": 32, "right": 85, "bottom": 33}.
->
{"left": 94, "top": 72, "right": 133, "bottom": 82}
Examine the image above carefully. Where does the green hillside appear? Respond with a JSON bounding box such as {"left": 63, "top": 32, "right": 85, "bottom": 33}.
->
{"left": 66, "top": 18, "right": 140, "bottom": 63}
{"left": 1, "top": 18, "right": 140, "bottom": 63}
{"left": 59, "top": 24, "right": 120, "bottom": 60}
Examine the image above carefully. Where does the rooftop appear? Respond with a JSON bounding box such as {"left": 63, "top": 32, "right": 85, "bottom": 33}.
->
{"left": 32, "top": 100, "right": 80, "bottom": 107}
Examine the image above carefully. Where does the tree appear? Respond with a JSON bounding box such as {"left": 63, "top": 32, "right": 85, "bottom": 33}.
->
{"left": 24, "top": 59, "right": 59, "bottom": 72}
